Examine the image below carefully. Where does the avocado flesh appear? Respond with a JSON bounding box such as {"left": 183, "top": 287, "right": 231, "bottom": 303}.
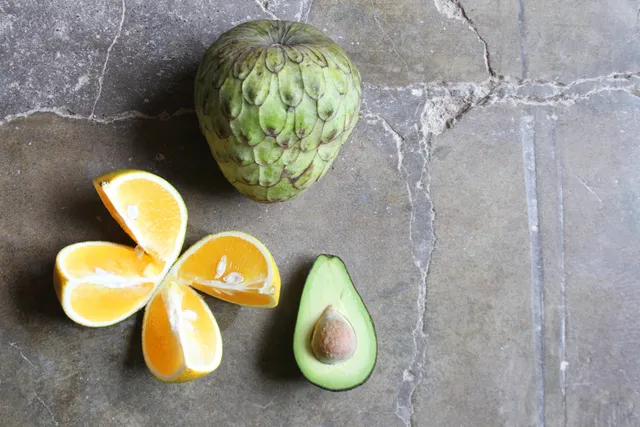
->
{"left": 293, "top": 255, "right": 377, "bottom": 391}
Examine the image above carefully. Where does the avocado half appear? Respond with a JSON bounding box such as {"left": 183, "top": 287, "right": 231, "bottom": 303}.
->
{"left": 293, "top": 255, "right": 378, "bottom": 391}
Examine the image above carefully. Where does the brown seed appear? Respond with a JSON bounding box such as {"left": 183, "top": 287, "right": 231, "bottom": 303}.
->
{"left": 311, "top": 305, "right": 357, "bottom": 364}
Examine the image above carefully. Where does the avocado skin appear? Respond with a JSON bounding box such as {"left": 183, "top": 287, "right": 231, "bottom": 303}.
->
{"left": 294, "top": 254, "right": 378, "bottom": 392}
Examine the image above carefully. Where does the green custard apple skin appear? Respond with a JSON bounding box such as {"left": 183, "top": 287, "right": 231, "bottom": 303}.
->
{"left": 194, "top": 20, "right": 362, "bottom": 203}
{"left": 293, "top": 254, "right": 377, "bottom": 391}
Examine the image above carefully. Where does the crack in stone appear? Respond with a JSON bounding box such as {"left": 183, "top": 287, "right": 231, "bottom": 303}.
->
{"left": 360, "top": 105, "right": 431, "bottom": 426}
{"left": 369, "top": 71, "right": 639, "bottom": 136}
{"left": 365, "top": 101, "right": 435, "bottom": 426}
{"left": 90, "top": 0, "right": 126, "bottom": 119}
{"left": 2, "top": 73, "right": 638, "bottom": 135}
{"left": 489, "top": 72, "right": 640, "bottom": 106}
{"left": 362, "top": 108, "right": 405, "bottom": 172}
{"left": 0, "top": 107, "right": 194, "bottom": 126}
{"left": 34, "top": 392, "right": 58, "bottom": 426}
{"left": 398, "top": 133, "right": 434, "bottom": 427}
{"left": 254, "top": 0, "right": 279, "bottom": 20}
{"left": 433, "top": 0, "right": 495, "bottom": 77}
{"left": 295, "top": 0, "right": 314, "bottom": 22}
{"left": 9, "top": 342, "right": 37, "bottom": 369}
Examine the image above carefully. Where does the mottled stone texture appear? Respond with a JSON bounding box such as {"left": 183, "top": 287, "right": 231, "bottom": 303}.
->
{"left": 1, "top": 0, "right": 640, "bottom": 425}
{"left": 416, "top": 105, "right": 536, "bottom": 426}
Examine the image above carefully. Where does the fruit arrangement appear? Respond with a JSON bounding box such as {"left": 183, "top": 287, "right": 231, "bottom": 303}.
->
{"left": 54, "top": 20, "right": 376, "bottom": 391}
{"left": 54, "top": 169, "right": 377, "bottom": 389}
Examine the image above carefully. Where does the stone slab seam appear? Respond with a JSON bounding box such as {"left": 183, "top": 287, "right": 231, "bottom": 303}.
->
{"left": 433, "top": 0, "right": 495, "bottom": 77}
{"left": 3, "top": 72, "right": 638, "bottom": 128}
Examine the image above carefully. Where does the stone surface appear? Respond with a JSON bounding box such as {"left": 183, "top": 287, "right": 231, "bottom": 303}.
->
{"left": 1, "top": 0, "right": 640, "bottom": 425}
{"left": 415, "top": 104, "right": 536, "bottom": 426}
{"left": 516, "top": 0, "right": 640, "bottom": 81}
{"left": 532, "top": 93, "right": 640, "bottom": 427}
{"left": 307, "top": 0, "right": 489, "bottom": 86}
{"left": 0, "top": 1, "right": 117, "bottom": 117}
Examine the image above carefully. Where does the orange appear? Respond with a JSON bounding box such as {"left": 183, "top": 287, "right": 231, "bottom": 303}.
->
{"left": 54, "top": 169, "right": 188, "bottom": 327}
{"left": 54, "top": 242, "right": 164, "bottom": 327}
{"left": 166, "top": 231, "right": 281, "bottom": 308}
{"left": 93, "top": 169, "right": 188, "bottom": 270}
{"left": 142, "top": 281, "right": 223, "bottom": 382}
{"left": 54, "top": 169, "right": 280, "bottom": 383}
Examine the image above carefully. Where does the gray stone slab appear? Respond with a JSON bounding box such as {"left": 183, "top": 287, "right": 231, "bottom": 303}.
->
{"left": 517, "top": 0, "right": 640, "bottom": 81}
{"left": 459, "top": 0, "right": 522, "bottom": 78}
{"left": 2, "top": 0, "right": 640, "bottom": 425}
{"left": 2, "top": 0, "right": 491, "bottom": 123}
{"left": 306, "top": 0, "right": 488, "bottom": 86}
{"left": 91, "top": 0, "right": 263, "bottom": 117}
{"left": 412, "top": 103, "right": 537, "bottom": 426}
{"left": 532, "top": 92, "right": 640, "bottom": 427}
{"left": 0, "top": 1, "right": 118, "bottom": 117}
{"left": 0, "top": 112, "right": 421, "bottom": 426}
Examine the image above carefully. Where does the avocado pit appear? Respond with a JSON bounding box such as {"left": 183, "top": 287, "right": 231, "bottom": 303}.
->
{"left": 311, "top": 305, "right": 357, "bottom": 365}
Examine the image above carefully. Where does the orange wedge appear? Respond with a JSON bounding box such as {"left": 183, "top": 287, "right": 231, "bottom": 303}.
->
{"left": 142, "top": 281, "right": 223, "bottom": 382}
{"left": 165, "top": 231, "right": 281, "bottom": 308}
{"left": 93, "top": 169, "right": 188, "bottom": 270}
{"left": 54, "top": 242, "right": 164, "bottom": 327}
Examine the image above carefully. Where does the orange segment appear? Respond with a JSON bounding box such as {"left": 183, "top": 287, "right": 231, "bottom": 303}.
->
{"left": 93, "top": 169, "right": 187, "bottom": 267}
{"left": 142, "top": 281, "right": 223, "bottom": 382}
{"left": 60, "top": 241, "right": 163, "bottom": 278}
{"left": 167, "top": 231, "right": 281, "bottom": 308}
{"left": 70, "top": 282, "right": 155, "bottom": 324}
{"left": 143, "top": 285, "right": 185, "bottom": 378}
{"left": 54, "top": 242, "right": 164, "bottom": 327}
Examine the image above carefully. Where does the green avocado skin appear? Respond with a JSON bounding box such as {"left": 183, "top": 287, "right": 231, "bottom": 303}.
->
{"left": 293, "top": 254, "right": 378, "bottom": 392}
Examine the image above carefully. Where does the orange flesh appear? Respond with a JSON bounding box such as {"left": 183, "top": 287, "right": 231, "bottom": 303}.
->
{"left": 177, "top": 236, "right": 274, "bottom": 306}
{"left": 70, "top": 282, "right": 155, "bottom": 323}
{"left": 188, "top": 286, "right": 273, "bottom": 307}
{"left": 63, "top": 244, "right": 161, "bottom": 278}
{"left": 101, "top": 178, "right": 183, "bottom": 261}
{"left": 60, "top": 243, "right": 162, "bottom": 323}
{"left": 143, "top": 283, "right": 221, "bottom": 378}
{"left": 144, "top": 290, "right": 184, "bottom": 377}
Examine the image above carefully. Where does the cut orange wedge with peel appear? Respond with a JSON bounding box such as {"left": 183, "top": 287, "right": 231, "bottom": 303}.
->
{"left": 54, "top": 242, "right": 164, "bottom": 327}
{"left": 54, "top": 169, "right": 188, "bottom": 327}
{"left": 167, "top": 231, "right": 281, "bottom": 308}
{"left": 141, "top": 231, "right": 279, "bottom": 381}
{"left": 93, "top": 169, "right": 188, "bottom": 270}
{"left": 142, "top": 281, "right": 223, "bottom": 382}
{"left": 53, "top": 169, "right": 281, "bottom": 383}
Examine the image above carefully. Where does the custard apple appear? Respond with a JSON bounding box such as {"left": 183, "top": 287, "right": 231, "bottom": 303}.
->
{"left": 194, "top": 20, "right": 362, "bottom": 203}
